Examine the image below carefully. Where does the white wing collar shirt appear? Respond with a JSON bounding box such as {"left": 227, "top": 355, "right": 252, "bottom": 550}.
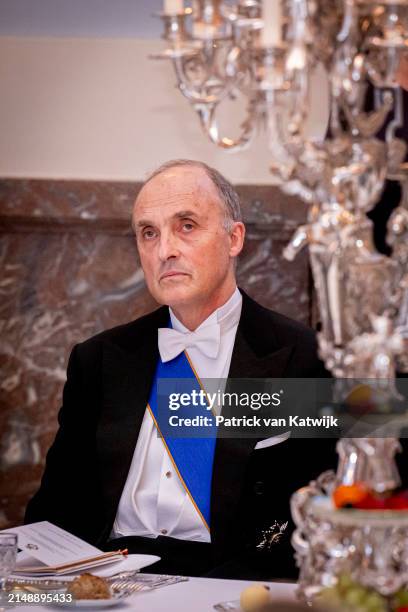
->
{"left": 112, "top": 288, "right": 243, "bottom": 543}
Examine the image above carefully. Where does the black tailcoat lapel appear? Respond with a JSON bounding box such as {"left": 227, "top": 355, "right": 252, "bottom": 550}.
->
{"left": 95, "top": 306, "right": 168, "bottom": 543}
{"left": 210, "top": 292, "right": 296, "bottom": 556}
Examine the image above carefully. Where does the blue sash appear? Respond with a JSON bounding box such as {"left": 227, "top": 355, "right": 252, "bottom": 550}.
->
{"left": 147, "top": 350, "right": 217, "bottom": 531}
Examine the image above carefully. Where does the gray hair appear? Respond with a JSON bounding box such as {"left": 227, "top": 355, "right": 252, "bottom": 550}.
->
{"left": 143, "top": 159, "right": 242, "bottom": 232}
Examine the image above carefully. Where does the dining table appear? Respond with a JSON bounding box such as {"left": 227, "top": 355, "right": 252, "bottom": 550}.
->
{"left": 10, "top": 575, "right": 297, "bottom": 611}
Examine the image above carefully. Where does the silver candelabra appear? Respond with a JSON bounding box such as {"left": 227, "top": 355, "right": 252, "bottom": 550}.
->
{"left": 153, "top": 0, "right": 408, "bottom": 601}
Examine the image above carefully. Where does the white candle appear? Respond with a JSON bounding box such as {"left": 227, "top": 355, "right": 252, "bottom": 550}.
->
{"left": 164, "top": 0, "right": 184, "bottom": 15}
{"left": 261, "top": 0, "right": 282, "bottom": 46}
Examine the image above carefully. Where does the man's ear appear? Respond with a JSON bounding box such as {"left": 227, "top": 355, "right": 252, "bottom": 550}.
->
{"left": 229, "top": 222, "right": 246, "bottom": 258}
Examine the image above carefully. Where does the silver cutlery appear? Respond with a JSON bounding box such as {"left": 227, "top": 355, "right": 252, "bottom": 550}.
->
{"left": 113, "top": 583, "right": 148, "bottom": 598}
{"left": 7, "top": 569, "right": 140, "bottom": 590}
{"left": 8, "top": 573, "right": 189, "bottom": 599}
{"left": 110, "top": 574, "right": 188, "bottom": 592}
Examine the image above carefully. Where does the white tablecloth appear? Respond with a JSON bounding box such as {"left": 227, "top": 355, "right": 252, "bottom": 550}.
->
{"left": 12, "top": 576, "right": 297, "bottom": 611}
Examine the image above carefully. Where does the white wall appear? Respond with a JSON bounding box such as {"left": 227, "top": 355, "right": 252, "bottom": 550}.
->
{"left": 0, "top": 36, "right": 329, "bottom": 183}
{"left": 0, "top": 0, "right": 163, "bottom": 38}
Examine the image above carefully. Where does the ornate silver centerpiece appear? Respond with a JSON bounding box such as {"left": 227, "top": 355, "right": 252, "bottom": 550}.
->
{"left": 152, "top": 0, "right": 408, "bottom": 602}
{"left": 291, "top": 442, "right": 408, "bottom": 602}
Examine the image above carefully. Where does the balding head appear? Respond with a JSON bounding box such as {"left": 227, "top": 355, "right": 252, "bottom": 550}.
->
{"left": 135, "top": 159, "right": 242, "bottom": 232}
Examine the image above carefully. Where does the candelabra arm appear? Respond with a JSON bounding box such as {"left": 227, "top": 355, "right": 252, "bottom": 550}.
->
{"left": 385, "top": 87, "right": 403, "bottom": 143}
{"left": 341, "top": 90, "right": 394, "bottom": 138}
{"left": 172, "top": 51, "right": 238, "bottom": 106}
{"left": 194, "top": 102, "right": 256, "bottom": 150}
{"left": 282, "top": 225, "right": 310, "bottom": 261}
{"left": 337, "top": 0, "right": 357, "bottom": 43}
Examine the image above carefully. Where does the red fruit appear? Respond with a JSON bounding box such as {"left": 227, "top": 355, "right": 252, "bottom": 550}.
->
{"left": 386, "top": 493, "right": 408, "bottom": 510}
{"left": 396, "top": 607, "right": 408, "bottom": 611}
{"left": 354, "top": 493, "right": 388, "bottom": 510}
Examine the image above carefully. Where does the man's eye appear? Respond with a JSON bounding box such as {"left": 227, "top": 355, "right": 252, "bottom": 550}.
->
{"left": 142, "top": 229, "right": 156, "bottom": 240}
{"left": 181, "top": 222, "right": 194, "bottom": 232}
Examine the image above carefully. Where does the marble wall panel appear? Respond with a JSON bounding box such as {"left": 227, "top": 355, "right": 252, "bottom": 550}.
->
{"left": 0, "top": 180, "right": 311, "bottom": 528}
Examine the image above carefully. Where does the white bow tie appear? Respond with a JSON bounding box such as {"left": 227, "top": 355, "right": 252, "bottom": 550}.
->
{"left": 158, "top": 324, "right": 221, "bottom": 362}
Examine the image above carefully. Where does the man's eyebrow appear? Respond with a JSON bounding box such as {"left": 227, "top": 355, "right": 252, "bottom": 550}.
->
{"left": 135, "top": 219, "right": 153, "bottom": 228}
{"left": 173, "top": 210, "right": 199, "bottom": 219}
{"left": 134, "top": 210, "right": 200, "bottom": 229}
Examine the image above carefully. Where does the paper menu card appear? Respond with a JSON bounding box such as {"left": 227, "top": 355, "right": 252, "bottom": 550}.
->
{"left": 2, "top": 522, "right": 127, "bottom": 575}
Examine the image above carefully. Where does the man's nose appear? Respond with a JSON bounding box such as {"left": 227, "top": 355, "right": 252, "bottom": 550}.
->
{"left": 158, "top": 231, "right": 180, "bottom": 262}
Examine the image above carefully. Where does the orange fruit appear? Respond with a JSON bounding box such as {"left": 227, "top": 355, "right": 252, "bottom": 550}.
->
{"left": 333, "top": 483, "right": 368, "bottom": 508}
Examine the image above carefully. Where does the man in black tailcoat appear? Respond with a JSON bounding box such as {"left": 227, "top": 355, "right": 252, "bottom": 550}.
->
{"left": 25, "top": 159, "right": 339, "bottom": 580}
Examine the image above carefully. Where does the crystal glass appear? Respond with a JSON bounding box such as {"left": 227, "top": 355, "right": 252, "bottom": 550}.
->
{"left": 0, "top": 533, "right": 17, "bottom": 594}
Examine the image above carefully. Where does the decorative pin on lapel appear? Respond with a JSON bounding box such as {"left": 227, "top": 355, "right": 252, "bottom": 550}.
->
{"left": 256, "top": 520, "right": 288, "bottom": 551}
